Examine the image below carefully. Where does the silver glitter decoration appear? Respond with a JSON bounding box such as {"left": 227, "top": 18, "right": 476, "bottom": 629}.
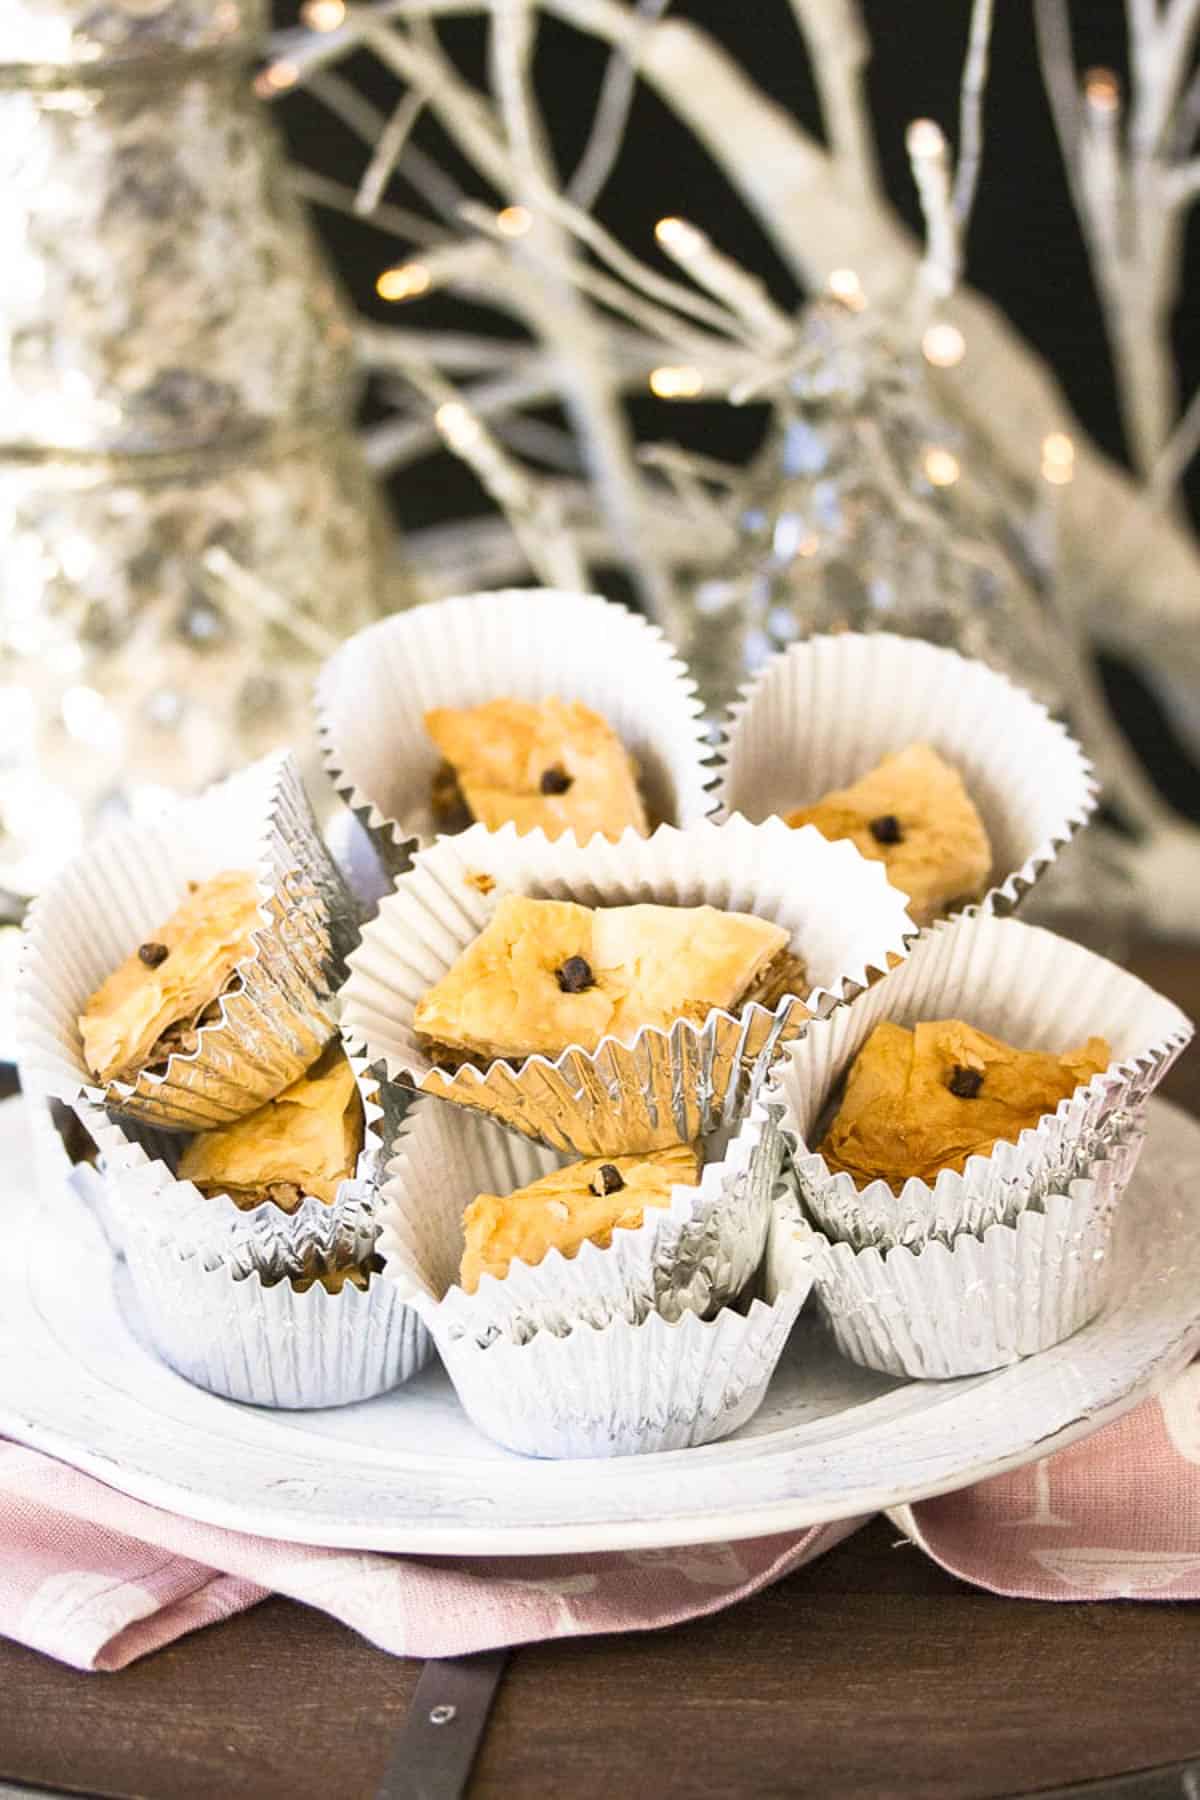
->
{"left": 0, "top": 0, "right": 410, "bottom": 895}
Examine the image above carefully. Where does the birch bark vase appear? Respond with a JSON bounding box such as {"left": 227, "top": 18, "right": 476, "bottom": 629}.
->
{"left": 0, "top": 0, "right": 409, "bottom": 894}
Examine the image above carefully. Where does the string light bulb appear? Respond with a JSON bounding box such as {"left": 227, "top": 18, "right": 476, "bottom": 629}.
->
{"left": 376, "top": 263, "right": 430, "bottom": 302}
{"left": 655, "top": 217, "right": 706, "bottom": 260}
{"left": 496, "top": 205, "right": 533, "bottom": 238}
{"left": 906, "top": 118, "right": 946, "bottom": 160}
{"left": 1084, "top": 68, "right": 1121, "bottom": 113}
{"left": 922, "top": 446, "right": 960, "bottom": 488}
{"left": 1041, "top": 432, "right": 1076, "bottom": 485}
{"left": 828, "top": 268, "right": 866, "bottom": 311}
{"left": 253, "top": 58, "right": 299, "bottom": 96}
{"left": 922, "top": 322, "right": 966, "bottom": 368}
{"left": 301, "top": 0, "right": 345, "bottom": 29}
{"left": 435, "top": 402, "right": 483, "bottom": 453}
{"left": 649, "top": 365, "right": 704, "bottom": 399}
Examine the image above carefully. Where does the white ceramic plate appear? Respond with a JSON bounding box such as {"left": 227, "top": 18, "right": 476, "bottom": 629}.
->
{"left": 3, "top": 1096, "right": 1199, "bottom": 1556}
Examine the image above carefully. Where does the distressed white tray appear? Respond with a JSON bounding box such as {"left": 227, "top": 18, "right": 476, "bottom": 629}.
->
{"left": 2, "top": 1096, "right": 1199, "bottom": 1556}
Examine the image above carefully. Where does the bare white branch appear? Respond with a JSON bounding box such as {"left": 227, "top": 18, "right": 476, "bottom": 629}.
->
{"left": 567, "top": 0, "right": 672, "bottom": 208}
{"left": 951, "top": 0, "right": 994, "bottom": 231}
{"left": 786, "top": 0, "right": 879, "bottom": 196}
{"left": 356, "top": 88, "right": 427, "bottom": 214}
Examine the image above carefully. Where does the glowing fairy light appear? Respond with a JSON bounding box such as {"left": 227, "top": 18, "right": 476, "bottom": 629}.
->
{"left": 922, "top": 446, "right": 960, "bottom": 487}
{"left": 828, "top": 268, "right": 866, "bottom": 311}
{"left": 906, "top": 118, "right": 946, "bottom": 160}
{"left": 376, "top": 263, "right": 431, "bottom": 301}
{"left": 496, "top": 205, "right": 533, "bottom": 238}
{"left": 254, "top": 59, "right": 299, "bottom": 97}
{"left": 922, "top": 322, "right": 966, "bottom": 368}
{"left": 648, "top": 365, "right": 704, "bottom": 399}
{"left": 301, "top": 0, "right": 346, "bottom": 29}
{"left": 435, "top": 401, "right": 482, "bottom": 452}
{"left": 654, "top": 217, "right": 706, "bottom": 260}
{"left": 1084, "top": 68, "right": 1121, "bottom": 113}
{"left": 1041, "top": 432, "right": 1076, "bottom": 484}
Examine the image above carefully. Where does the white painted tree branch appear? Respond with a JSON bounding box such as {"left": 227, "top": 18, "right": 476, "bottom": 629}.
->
{"left": 785, "top": 0, "right": 879, "bottom": 197}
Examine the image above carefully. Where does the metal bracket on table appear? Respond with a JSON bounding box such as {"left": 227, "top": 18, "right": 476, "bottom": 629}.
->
{"left": 376, "top": 1650, "right": 510, "bottom": 1800}
{"left": 1011, "top": 1760, "right": 1200, "bottom": 1799}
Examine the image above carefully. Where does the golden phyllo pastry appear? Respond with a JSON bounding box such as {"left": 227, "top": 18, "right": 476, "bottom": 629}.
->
{"left": 819, "top": 1018, "right": 1112, "bottom": 1190}
{"left": 425, "top": 697, "right": 648, "bottom": 842}
{"left": 459, "top": 1142, "right": 701, "bottom": 1291}
{"left": 177, "top": 1045, "right": 364, "bottom": 1211}
{"left": 786, "top": 744, "right": 991, "bottom": 926}
{"left": 414, "top": 895, "right": 802, "bottom": 1066}
{"left": 79, "top": 870, "right": 261, "bottom": 1084}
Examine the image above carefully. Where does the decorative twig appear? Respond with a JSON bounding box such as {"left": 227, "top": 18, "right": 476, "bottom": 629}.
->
{"left": 786, "top": 0, "right": 879, "bottom": 197}
{"left": 567, "top": 0, "right": 672, "bottom": 208}
{"left": 356, "top": 88, "right": 427, "bottom": 214}
{"left": 952, "top": 0, "right": 995, "bottom": 229}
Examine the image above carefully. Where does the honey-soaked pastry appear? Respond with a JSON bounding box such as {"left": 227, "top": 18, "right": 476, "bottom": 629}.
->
{"left": 414, "top": 895, "right": 804, "bottom": 1067}
{"left": 79, "top": 870, "right": 261, "bottom": 1084}
{"left": 425, "top": 697, "right": 648, "bottom": 842}
{"left": 786, "top": 744, "right": 991, "bottom": 926}
{"left": 178, "top": 1044, "right": 364, "bottom": 1211}
{"left": 819, "top": 1018, "right": 1112, "bottom": 1189}
{"left": 459, "top": 1143, "right": 701, "bottom": 1291}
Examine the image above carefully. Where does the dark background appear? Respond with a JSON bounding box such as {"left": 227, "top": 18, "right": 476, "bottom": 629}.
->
{"left": 274, "top": 0, "right": 1200, "bottom": 819}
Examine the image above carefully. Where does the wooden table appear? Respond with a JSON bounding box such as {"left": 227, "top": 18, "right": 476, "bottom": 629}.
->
{"left": 1, "top": 945, "right": 1197, "bottom": 1800}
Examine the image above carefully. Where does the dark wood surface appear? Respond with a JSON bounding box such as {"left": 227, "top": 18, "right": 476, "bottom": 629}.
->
{"left": 1, "top": 945, "right": 1197, "bottom": 1800}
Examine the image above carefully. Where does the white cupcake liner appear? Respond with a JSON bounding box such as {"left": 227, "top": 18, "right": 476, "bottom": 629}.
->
{"left": 315, "top": 587, "right": 714, "bottom": 875}
{"left": 768, "top": 1161, "right": 1122, "bottom": 1380}
{"left": 339, "top": 815, "right": 916, "bottom": 1155}
{"left": 120, "top": 1230, "right": 433, "bottom": 1409}
{"left": 713, "top": 633, "right": 1097, "bottom": 920}
{"left": 432, "top": 1292, "right": 810, "bottom": 1459}
{"left": 765, "top": 910, "right": 1190, "bottom": 1252}
{"left": 23, "top": 1081, "right": 124, "bottom": 1259}
{"left": 377, "top": 1090, "right": 783, "bottom": 1347}
{"left": 16, "top": 752, "right": 359, "bottom": 1130}
{"left": 73, "top": 1050, "right": 395, "bottom": 1283}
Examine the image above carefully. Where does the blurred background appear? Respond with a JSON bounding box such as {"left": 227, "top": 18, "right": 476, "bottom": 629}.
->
{"left": 277, "top": 0, "right": 1200, "bottom": 821}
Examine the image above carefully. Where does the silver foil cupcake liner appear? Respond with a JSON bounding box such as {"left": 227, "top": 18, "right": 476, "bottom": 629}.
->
{"left": 712, "top": 631, "right": 1097, "bottom": 919}
{"left": 766, "top": 910, "right": 1190, "bottom": 1252}
{"left": 119, "top": 1230, "right": 433, "bottom": 1410}
{"left": 17, "top": 752, "right": 359, "bottom": 1130}
{"left": 377, "top": 1090, "right": 783, "bottom": 1347}
{"left": 339, "top": 815, "right": 915, "bottom": 1155}
{"left": 74, "top": 1051, "right": 393, "bottom": 1282}
{"left": 434, "top": 1290, "right": 811, "bottom": 1459}
{"left": 769, "top": 1160, "right": 1123, "bottom": 1380}
{"left": 315, "top": 587, "right": 715, "bottom": 875}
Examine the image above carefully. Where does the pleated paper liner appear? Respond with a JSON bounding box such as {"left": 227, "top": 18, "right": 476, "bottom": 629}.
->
{"left": 765, "top": 911, "right": 1191, "bottom": 1253}
{"left": 120, "top": 1234, "right": 433, "bottom": 1409}
{"left": 434, "top": 1294, "right": 810, "bottom": 1459}
{"left": 712, "top": 633, "right": 1097, "bottom": 920}
{"left": 17, "top": 751, "right": 359, "bottom": 1131}
{"left": 767, "top": 1144, "right": 1135, "bottom": 1380}
{"left": 377, "top": 1089, "right": 783, "bottom": 1347}
{"left": 314, "top": 587, "right": 715, "bottom": 877}
{"left": 338, "top": 815, "right": 916, "bottom": 1156}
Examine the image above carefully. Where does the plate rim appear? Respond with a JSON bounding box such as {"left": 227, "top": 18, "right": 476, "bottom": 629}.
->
{"left": 4, "top": 1096, "right": 1200, "bottom": 1556}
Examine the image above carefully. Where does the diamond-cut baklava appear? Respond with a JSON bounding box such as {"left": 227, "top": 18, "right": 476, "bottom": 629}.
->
{"left": 413, "top": 895, "right": 805, "bottom": 1067}
{"left": 787, "top": 744, "right": 991, "bottom": 925}
{"left": 819, "top": 1018, "right": 1112, "bottom": 1189}
{"left": 425, "top": 697, "right": 648, "bottom": 842}
{"left": 79, "top": 870, "right": 261, "bottom": 1085}
{"left": 459, "top": 1142, "right": 701, "bottom": 1291}
{"left": 177, "top": 1043, "right": 364, "bottom": 1212}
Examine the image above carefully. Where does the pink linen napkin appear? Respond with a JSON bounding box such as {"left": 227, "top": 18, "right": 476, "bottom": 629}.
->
{"left": 1, "top": 1360, "right": 1197, "bottom": 1671}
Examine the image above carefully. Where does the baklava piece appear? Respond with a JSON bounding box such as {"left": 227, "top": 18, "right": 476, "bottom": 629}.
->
{"left": 414, "top": 895, "right": 805, "bottom": 1067}
{"left": 79, "top": 870, "right": 261, "bottom": 1085}
{"left": 459, "top": 1142, "right": 701, "bottom": 1291}
{"left": 425, "top": 697, "right": 649, "bottom": 842}
{"left": 787, "top": 744, "right": 991, "bottom": 925}
{"left": 818, "top": 1018, "right": 1112, "bottom": 1189}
